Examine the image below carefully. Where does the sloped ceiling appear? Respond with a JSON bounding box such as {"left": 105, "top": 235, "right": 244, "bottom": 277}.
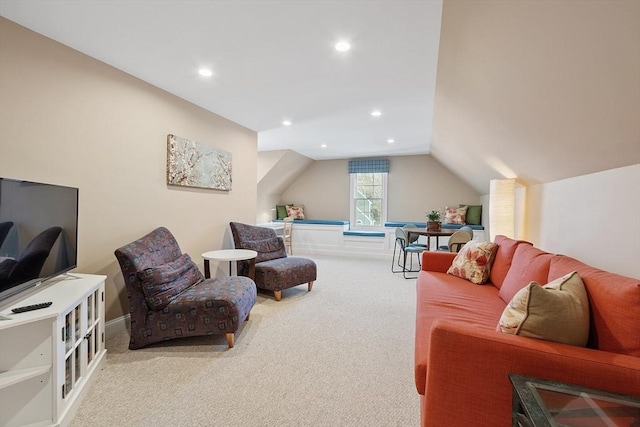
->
{"left": 0, "top": 1, "right": 637, "bottom": 196}
{"left": 0, "top": 1, "right": 442, "bottom": 161}
{"left": 258, "top": 150, "right": 313, "bottom": 196}
{"left": 432, "top": 0, "right": 640, "bottom": 194}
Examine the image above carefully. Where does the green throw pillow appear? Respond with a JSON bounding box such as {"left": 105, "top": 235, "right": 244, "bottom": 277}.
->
{"left": 460, "top": 204, "right": 482, "bottom": 225}
{"left": 276, "top": 205, "right": 289, "bottom": 220}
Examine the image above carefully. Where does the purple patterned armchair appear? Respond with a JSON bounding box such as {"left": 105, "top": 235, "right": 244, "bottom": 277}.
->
{"left": 229, "top": 222, "right": 317, "bottom": 301}
{"left": 114, "top": 227, "right": 256, "bottom": 349}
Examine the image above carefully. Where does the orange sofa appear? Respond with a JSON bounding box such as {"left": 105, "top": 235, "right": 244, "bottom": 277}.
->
{"left": 415, "top": 235, "right": 640, "bottom": 427}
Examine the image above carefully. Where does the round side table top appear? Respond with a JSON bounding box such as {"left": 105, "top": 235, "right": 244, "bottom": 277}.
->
{"left": 202, "top": 249, "right": 257, "bottom": 261}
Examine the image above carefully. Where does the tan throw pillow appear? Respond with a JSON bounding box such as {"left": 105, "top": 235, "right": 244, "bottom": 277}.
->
{"left": 497, "top": 271, "right": 590, "bottom": 347}
{"left": 447, "top": 241, "right": 498, "bottom": 284}
{"left": 286, "top": 205, "right": 305, "bottom": 219}
{"left": 443, "top": 206, "right": 467, "bottom": 224}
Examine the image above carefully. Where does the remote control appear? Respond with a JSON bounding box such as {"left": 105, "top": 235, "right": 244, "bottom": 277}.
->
{"left": 11, "top": 301, "right": 53, "bottom": 313}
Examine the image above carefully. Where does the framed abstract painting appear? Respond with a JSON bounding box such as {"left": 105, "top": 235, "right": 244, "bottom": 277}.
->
{"left": 166, "top": 134, "right": 232, "bottom": 190}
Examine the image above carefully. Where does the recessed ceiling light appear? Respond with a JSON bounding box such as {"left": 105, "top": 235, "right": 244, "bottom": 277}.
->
{"left": 282, "top": 120, "right": 292, "bottom": 126}
{"left": 321, "top": 144, "right": 327, "bottom": 148}
{"left": 387, "top": 139, "right": 395, "bottom": 144}
{"left": 371, "top": 110, "right": 382, "bottom": 117}
{"left": 335, "top": 41, "right": 351, "bottom": 52}
{"left": 198, "top": 68, "right": 213, "bottom": 77}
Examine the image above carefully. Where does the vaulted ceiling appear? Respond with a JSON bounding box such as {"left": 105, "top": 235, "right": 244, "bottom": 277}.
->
{"left": 0, "top": 0, "right": 442, "bottom": 161}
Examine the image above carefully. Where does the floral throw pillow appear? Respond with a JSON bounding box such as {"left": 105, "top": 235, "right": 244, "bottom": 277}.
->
{"left": 447, "top": 241, "right": 498, "bottom": 284}
{"left": 286, "top": 205, "right": 305, "bottom": 220}
{"left": 443, "top": 206, "right": 467, "bottom": 224}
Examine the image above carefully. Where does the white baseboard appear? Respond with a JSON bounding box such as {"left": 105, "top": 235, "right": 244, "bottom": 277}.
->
{"left": 105, "top": 314, "right": 130, "bottom": 338}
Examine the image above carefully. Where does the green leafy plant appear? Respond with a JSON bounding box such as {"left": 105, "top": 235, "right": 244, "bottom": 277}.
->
{"left": 426, "top": 209, "right": 441, "bottom": 222}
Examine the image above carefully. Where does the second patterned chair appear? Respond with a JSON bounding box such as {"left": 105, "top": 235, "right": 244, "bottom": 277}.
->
{"left": 230, "top": 222, "right": 317, "bottom": 301}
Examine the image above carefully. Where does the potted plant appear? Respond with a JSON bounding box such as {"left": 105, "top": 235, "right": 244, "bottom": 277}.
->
{"left": 426, "top": 209, "right": 442, "bottom": 232}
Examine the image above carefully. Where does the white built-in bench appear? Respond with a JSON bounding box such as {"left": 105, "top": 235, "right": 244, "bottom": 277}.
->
{"left": 270, "top": 219, "right": 486, "bottom": 257}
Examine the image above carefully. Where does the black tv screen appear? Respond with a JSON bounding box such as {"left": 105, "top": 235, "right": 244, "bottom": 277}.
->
{"left": 0, "top": 178, "right": 79, "bottom": 302}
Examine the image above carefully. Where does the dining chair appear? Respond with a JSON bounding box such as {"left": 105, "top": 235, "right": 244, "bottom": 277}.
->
{"left": 391, "top": 226, "right": 426, "bottom": 279}
{"left": 459, "top": 225, "right": 474, "bottom": 240}
{"left": 282, "top": 216, "right": 294, "bottom": 255}
{"left": 438, "top": 225, "right": 474, "bottom": 251}
{"left": 438, "top": 228, "right": 472, "bottom": 253}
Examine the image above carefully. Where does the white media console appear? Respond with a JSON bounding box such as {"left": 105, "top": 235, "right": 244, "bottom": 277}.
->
{"left": 0, "top": 274, "right": 106, "bottom": 427}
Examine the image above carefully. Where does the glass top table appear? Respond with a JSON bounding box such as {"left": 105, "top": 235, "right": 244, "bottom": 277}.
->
{"left": 509, "top": 374, "right": 640, "bottom": 427}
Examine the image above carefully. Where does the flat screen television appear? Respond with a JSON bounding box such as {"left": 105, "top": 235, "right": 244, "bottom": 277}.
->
{"left": 0, "top": 177, "right": 79, "bottom": 302}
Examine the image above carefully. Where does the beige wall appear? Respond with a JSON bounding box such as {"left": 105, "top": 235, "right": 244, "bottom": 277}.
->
{"left": 525, "top": 164, "right": 640, "bottom": 279}
{"left": 387, "top": 155, "right": 480, "bottom": 221}
{"left": 281, "top": 155, "right": 481, "bottom": 223}
{"left": 0, "top": 18, "right": 258, "bottom": 321}
{"left": 280, "top": 159, "right": 350, "bottom": 220}
{"left": 257, "top": 149, "right": 313, "bottom": 223}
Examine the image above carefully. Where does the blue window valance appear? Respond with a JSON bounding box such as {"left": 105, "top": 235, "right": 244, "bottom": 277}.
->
{"left": 348, "top": 159, "right": 389, "bottom": 174}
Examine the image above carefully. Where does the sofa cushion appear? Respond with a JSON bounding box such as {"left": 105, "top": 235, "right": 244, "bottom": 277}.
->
{"left": 443, "top": 206, "right": 467, "bottom": 224}
{"left": 489, "top": 236, "right": 532, "bottom": 289}
{"left": 447, "top": 241, "right": 498, "bottom": 284}
{"left": 414, "top": 271, "right": 505, "bottom": 395}
{"left": 549, "top": 255, "right": 640, "bottom": 356}
{"left": 498, "top": 271, "right": 590, "bottom": 347}
{"left": 137, "top": 253, "right": 203, "bottom": 310}
{"left": 499, "top": 245, "right": 555, "bottom": 304}
{"left": 414, "top": 271, "right": 505, "bottom": 394}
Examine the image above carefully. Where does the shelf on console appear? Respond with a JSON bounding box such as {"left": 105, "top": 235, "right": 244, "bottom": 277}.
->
{"left": 0, "top": 365, "right": 51, "bottom": 390}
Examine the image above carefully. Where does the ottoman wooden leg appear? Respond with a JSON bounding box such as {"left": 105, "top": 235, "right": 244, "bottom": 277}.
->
{"left": 226, "top": 333, "right": 234, "bottom": 348}
{"left": 245, "top": 312, "right": 250, "bottom": 321}
{"left": 274, "top": 290, "right": 282, "bottom": 301}
{"left": 308, "top": 281, "right": 314, "bottom": 292}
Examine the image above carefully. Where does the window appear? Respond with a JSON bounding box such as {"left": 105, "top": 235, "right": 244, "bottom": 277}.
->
{"left": 348, "top": 159, "right": 389, "bottom": 229}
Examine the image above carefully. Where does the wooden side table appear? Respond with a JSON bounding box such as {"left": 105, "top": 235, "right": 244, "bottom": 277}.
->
{"left": 509, "top": 373, "right": 640, "bottom": 427}
{"left": 202, "top": 249, "right": 257, "bottom": 279}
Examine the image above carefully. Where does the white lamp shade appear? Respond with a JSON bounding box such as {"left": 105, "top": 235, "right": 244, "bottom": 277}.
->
{"left": 489, "top": 179, "right": 515, "bottom": 241}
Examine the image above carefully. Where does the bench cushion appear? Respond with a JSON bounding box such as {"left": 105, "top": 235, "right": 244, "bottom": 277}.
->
{"left": 274, "top": 219, "right": 349, "bottom": 225}
{"left": 343, "top": 230, "right": 385, "bottom": 237}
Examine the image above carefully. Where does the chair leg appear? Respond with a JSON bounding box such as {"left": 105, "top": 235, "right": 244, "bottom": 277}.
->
{"left": 308, "top": 281, "right": 314, "bottom": 292}
{"left": 226, "top": 333, "right": 234, "bottom": 348}
{"left": 274, "top": 290, "right": 282, "bottom": 301}
{"left": 391, "top": 241, "right": 407, "bottom": 274}
{"left": 403, "top": 251, "right": 423, "bottom": 279}
{"left": 391, "top": 243, "right": 398, "bottom": 272}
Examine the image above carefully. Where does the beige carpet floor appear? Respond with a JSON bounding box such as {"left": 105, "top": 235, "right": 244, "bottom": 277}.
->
{"left": 70, "top": 254, "right": 420, "bottom": 427}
